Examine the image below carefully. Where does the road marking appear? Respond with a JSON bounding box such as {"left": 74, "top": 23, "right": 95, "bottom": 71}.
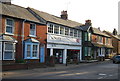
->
{"left": 98, "top": 77, "right": 104, "bottom": 79}
{"left": 98, "top": 73, "right": 106, "bottom": 76}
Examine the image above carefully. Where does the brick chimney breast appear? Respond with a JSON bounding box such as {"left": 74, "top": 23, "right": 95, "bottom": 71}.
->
{"left": 85, "top": 19, "right": 92, "bottom": 26}
{"left": 1, "top": 0, "right": 11, "bottom": 5}
{"left": 61, "top": 10, "right": 68, "bottom": 20}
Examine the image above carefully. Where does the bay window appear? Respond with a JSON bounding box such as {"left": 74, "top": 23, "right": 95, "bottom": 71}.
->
{"left": 3, "top": 42, "right": 14, "bottom": 60}
{"left": 25, "top": 43, "right": 39, "bottom": 59}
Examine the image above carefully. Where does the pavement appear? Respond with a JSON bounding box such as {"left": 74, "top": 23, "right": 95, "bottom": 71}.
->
{"left": 2, "top": 59, "right": 116, "bottom": 79}
{"left": 26, "top": 59, "right": 110, "bottom": 72}
{"left": 2, "top": 59, "right": 111, "bottom": 73}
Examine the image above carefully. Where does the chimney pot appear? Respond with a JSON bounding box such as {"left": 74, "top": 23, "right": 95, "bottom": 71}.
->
{"left": 85, "top": 19, "right": 92, "bottom": 26}
{"left": 1, "top": 0, "right": 11, "bottom": 5}
{"left": 61, "top": 10, "right": 68, "bottom": 20}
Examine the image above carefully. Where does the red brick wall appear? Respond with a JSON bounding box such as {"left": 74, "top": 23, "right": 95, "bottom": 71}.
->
{"left": 92, "top": 34, "right": 97, "bottom": 43}
{"left": 2, "top": 16, "right": 47, "bottom": 63}
{"left": 118, "top": 41, "right": 120, "bottom": 54}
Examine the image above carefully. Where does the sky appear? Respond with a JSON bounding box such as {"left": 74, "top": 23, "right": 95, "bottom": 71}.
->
{"left": 12, "top": 0, "right": 119, "bottom": 33}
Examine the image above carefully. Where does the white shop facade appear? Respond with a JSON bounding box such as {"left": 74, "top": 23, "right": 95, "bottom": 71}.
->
{"left": 47, "top": 23, "right": 82, "bottom": 64}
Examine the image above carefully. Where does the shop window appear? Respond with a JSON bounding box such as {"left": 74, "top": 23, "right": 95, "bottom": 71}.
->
{"left": 70, "top": 29, "right": 74, "bottom": 36}
{"left": 6, "top": 18, "right": 14, "bottom": 34}
{"left": 60, "top": 26, "right": 64, "bottom": 35}
{"left": 30, "top": 24, "right": 36, "bottom": 36}
{"left": 3, "top": 42, "right": 14, "bottom": 60}
{"left": 54, "top": 25, "right": 59, "bottom": 34}
{"left": 0, "top": 42, "right": 2, "bottom": 60}
{"left": 25, "top": 43, "right": 39, "bottom": 59}
{"left": 65, "top": 27, "right": 69, "bottom": 35}
{"left": 74, "top": 29, "right": 78, "bottom": 37}
{"left": 48, "top": 23, "right": 53, "bottom": 33}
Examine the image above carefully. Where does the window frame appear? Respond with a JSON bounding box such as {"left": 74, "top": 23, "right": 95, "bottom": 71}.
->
{"left": 48, "top": 23, "right": 54, "bottom": 33}
{"left": 0, "top": 42, "right": 2, "bottom": 60}
{"left": 65, "top": 27, "right": 69, "bottom": 36}
{"left": 29, "top": 23, "right": 36, "bottom": 37}
{"left": 60, "top": 26, "right": 65, "bottom": 35}
{"left": 54, "top": 25, "right": 59, "bottom": 34}
{"left": 85, "top": 32, "right": 88, "bottom": 41}
{"left": 3, "top": 42, "right": 15, "bottom": 60}
{"left": 24, "top": 43, "right": 39, "bottom": 59}
{"left": 5, "top": 18, "right": 14, "bottom": 35}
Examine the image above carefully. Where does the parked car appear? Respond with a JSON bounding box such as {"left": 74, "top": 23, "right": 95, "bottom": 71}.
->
{"left": 112, "top": 55, "right": 120, "bottom": 64}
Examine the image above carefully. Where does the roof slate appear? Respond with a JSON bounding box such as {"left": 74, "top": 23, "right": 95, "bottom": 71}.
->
{"left": 104, "top": 31, "right": 120, "bottom": 40}
{"left": 92, "top": 28, "right": 110, "bottom": 37}
{"left": 0, "top": 3, "right": 40, "bottom": 23}
{"left": 28, "top": 7, "right": 83, "bottom": 28}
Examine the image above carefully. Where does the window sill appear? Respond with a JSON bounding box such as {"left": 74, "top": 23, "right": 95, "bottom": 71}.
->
{"left": 24, "top": 58, "right": 39, "bottom": 59}
{"left": 3, "top": 59, "right": 15, "bottom": 60}
{"left": 29, "top": 35, "right": 36, "bottom": 37}
{"left": 5, "top": 32, "right": 14, "bottom": 36}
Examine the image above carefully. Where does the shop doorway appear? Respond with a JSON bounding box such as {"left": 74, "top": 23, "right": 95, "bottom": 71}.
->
{"left": 67, "top": 49, "right": 80, "bottom": 63}
{"left": 53, "top": 49, "right": 63, "bottom": 64}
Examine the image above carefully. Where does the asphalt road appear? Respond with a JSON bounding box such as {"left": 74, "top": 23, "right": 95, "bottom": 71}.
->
{"left": 2, "top": 60, "right": 119, "bottom": 79}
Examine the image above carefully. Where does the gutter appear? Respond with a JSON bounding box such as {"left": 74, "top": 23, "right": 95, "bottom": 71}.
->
{"left": 22, "top": 19, "right": 26, "bottom": 59}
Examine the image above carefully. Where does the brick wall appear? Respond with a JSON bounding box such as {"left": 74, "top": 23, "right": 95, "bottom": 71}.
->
{"left": 2, "top": 16, "right": 47, "bottom": 63}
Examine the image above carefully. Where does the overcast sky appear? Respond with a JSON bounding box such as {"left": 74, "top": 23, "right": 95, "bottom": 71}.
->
{"left": 12, "top": 0, "right": 119, "bottom": 32}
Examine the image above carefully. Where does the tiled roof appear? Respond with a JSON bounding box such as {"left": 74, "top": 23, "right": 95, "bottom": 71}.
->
{"left": 103, "top": 31, "right": 120, "bottom": 40}
{"left": 92, "top": 28, "right": 110, "bottom": 37}
{"left": 28, "top": 7, "right": 83, "bottom": 28}
{"left": 79, "top": 25, "right": 90, "bottom": 31}
{"left": 0, "top": 3, "right": 41, "bottom": 23}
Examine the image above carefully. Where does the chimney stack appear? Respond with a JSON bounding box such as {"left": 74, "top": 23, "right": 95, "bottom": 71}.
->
{"left": 85, "top": 19, "right": 92, "bottom": 26}
{"left": 61, "top": 10, "right": 68, "bottom": 20}
{"left": 1, "top": 0, "right": 11, "bottom": 5}
{"left": 113, "top": 28, "right": 117, "bottom": 35}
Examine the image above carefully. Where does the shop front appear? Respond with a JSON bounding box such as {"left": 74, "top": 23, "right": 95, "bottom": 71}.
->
{"left": 53, "top": 49, "right": 63, "bottom": 64}
{"left": 67, "top": 49, "right": 80, "bottom": 64}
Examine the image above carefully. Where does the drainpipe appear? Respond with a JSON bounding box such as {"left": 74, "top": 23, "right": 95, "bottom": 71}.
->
{"left": 22, "top": 19, "right": 26, "bottom": 59}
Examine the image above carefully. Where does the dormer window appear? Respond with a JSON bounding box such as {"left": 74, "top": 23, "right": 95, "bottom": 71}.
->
{"left": 30, "top": 23, "right": 36, "bottom": 36}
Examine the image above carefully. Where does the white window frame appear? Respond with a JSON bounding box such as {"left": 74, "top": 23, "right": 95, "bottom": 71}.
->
{"left": 0, "top": 42, "right": 2, "bottom": 60}
{"left": 60, "top": 26, "right": 65, "bottom": 35}
{"left": 65, "top": 27, "right": 69, "bottom": 36}
{"left": 47, "top": 23, "right": 54, "bottom": 33}
{"left": 5, "top": 18, "right": 14, "bottom": 35}
{"left": 54, "top": 25, "right": 59, "bottom": 34}
{"left": 24, "top": 43, "right": 39, "bottom": 59}
{"left": 3, "top": 42, "right": 15, "bottom": 60}
{"left": 29, "top": 23, "right": 36, "bottom": 37}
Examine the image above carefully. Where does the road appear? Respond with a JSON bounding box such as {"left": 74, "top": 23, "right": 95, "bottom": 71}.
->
{"left": 2, "top": 60, "right": 119, "bottom": 79}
